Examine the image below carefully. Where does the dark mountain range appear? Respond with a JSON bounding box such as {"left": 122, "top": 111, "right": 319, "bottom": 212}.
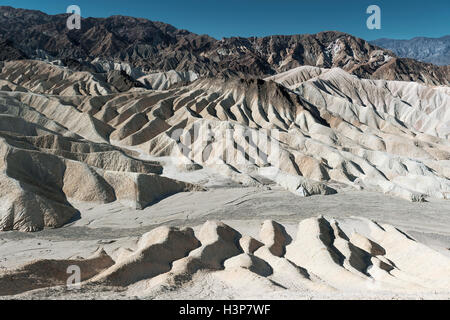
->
{"left": 0, "top": 39, "right": 28, "bottom": 61}
{"left": 370, "top": 36, "right": 450, "bottom": 66}
{"left": 0, "top": 6, "right": 448, "bottom": 85}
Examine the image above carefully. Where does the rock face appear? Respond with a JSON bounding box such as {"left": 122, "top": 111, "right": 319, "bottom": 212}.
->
{"left": 0, "top": 248, "right": 114, "bottom": 296}
{"left": 0, "top": 6, "right": 448, "bottom": 85}
{"left": 259, "top": 220, "right": 292, "bottom": 257}
{"left": 90, "top": 227, "right": 201, "bottom": 286}
{"left": 137, "top": 70, "right": 199, "bottom": 90}
{"left": 2, "top": 217, "right": 449, "bottom": 298}
{"left": 0, "top": 60, "right": 449, "bottom": 233}
{"left": 371, "top": 36, "right": 450, "bottom": 66}
{"left": 0, "top": 4, "right": 448, "bottom": 302}
{"left": 0, "top": 6, "right": 448, "bottom": 234}
{"left": 0, "top": 40, "right": 28, "bottom": 61}
{"left": 0, "top": 60, "right": 139, "bottom": 95}
{"left": 0, "top": 130, "right": 198, "bottom": 231}
{"left": 0, "top": 86, "right": 200, "bottom": 231}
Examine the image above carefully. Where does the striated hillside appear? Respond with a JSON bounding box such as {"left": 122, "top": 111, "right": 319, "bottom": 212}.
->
{"left": 0, "top": 5, "right": 449, "bottom": 301}
{"left": 0, "top": 6, "right": 448, "bottom": 85}
{"left": 0, "top": 59, "right": 449, "bottom": 233}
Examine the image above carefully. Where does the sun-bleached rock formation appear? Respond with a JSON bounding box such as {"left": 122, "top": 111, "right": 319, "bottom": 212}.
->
{"left": 70, "top": 68, "right": 446, "bottom": 201}
{"left": 0, "top": 60, "right": 118, "bottom": 95}
{"left": 0, "top": 248, "right": 114, "bottom": 296}
{"left": 0, "top": 58, "right": 449, "bottom": 232}
{"left": 95, "top": 217, "right": 450, "bottom": 297}
{"left": 0, "top": 89, "right": 201, "bottom": 231}
{"left": 2, "top": 217, "right": 449, "bottom": 298}
{"left": 137, "top": 70, "right": 199, "bottom": 90}
{"left": 259, "top": 220, "right": 292, "bottom": 257}
{"left": 90, "top": 227, "right": 200, "bottom": 286}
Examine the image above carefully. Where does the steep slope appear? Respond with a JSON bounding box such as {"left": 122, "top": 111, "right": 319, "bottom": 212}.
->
{"left": 0, "top": 60, "right": 145, "bottom": 95}
{"left": 268, "top": 66, "right": 450, "bottom": 138}
{"left": 1, "top": 60, "right": 448, "bottom": 203}
{"left": 1, "top": 58, "right": 449, "bottom": 204}
{"left": 0, "top": 40, "right": 28, "bottom": 61}
{"left": 0, "top": 92, "right": 200, "bottom": 232}
{"left": 0, "top": 6, "right": 448, "bottom": 85}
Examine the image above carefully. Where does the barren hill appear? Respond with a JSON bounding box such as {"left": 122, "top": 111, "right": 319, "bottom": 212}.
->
{"left": 0, "top": 6, "right": 448, "bottom": 85}
{"left": 0, "top": 5, "right": 449, "bottom": 301}
{"left": 0, "top": 59, "right": 449, "bottom": 233}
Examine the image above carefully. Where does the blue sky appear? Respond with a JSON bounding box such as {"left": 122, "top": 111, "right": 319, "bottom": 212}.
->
{"left": 2, "top": 0, "right": 449, "bottom": 40}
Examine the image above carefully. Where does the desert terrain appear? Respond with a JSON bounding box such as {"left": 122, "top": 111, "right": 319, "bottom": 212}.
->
{"left": 0, "top": 6, "right": 449, "bottom": 300}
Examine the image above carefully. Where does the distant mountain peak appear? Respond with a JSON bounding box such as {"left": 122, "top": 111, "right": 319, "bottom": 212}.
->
{"left": 0, "top": 6, "right": 448, "bottom": 85}
{"left": 370, "top": 36, "right": 450, "bottom": 66}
